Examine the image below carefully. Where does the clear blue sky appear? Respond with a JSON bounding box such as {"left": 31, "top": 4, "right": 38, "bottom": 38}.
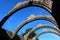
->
{"left": 0, "top": 0, "right": 60, "bottom": 40}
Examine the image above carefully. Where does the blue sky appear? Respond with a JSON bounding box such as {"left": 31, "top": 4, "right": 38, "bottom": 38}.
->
{"left": 0, "top": 0, "right": 60, "bottom": 40}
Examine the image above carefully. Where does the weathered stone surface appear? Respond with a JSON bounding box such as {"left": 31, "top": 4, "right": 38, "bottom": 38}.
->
{"left": 24, "top": 24, "right": 60, "bottom": 40}
{"left": 32, "top": 30, "right": 60, "bottom": 40}
{"left": 0, "top": 0, "right": 60, "bottom": 40}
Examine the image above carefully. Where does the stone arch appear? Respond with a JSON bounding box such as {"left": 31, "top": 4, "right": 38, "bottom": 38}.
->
{"left": 10, "top": 15, "right": 58, "bottom": 39}
{"left": 32, "top": 30, "right": 60, "bottom": 40}
{"left": 0, "top": 0, "right": 57, "bottom": 39}
{"left": 0, "top": 0, "right": 52, "bottom": 27}
{"left": 23, "top": 24, "right": 60, "bottom": 40}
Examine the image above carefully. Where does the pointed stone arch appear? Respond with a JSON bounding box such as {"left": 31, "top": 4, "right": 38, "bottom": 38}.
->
{"left": 32, "top": 30, "right": 60, "bottom": 40}
{"left": 0, "top": 0, "right": 52, "bottom": 27}
{"left": 0, "top": 0, "right": 59, "bottom": 39}
{"left": 11, "top": 15, "right": 58, "bottom": 38}
{"left": 23, "top": 24, "right": 60, "bottom": 40}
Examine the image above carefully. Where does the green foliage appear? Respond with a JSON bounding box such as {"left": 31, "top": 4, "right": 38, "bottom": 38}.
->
{"left": 22, "top": 28, "right": 32, "bottom": 36}
{"left": 22, "top": 28, "right": 38, "bottom": 40}
{"left": 22, "top": 28, "right": 36, "bottom": 39}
